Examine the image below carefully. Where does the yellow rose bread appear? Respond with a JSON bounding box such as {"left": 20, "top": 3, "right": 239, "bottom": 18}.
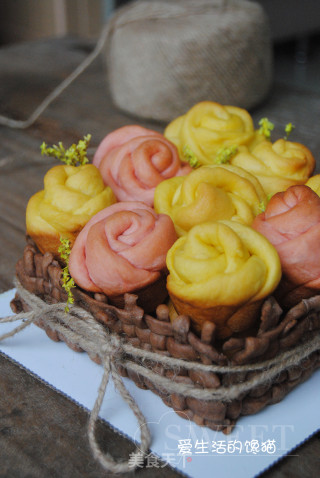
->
{"left": 154, "top": 163, "right": 266, "bottom": 236}
{"left": 230, "top": 138, "right": 315, "bottom": 196}
{"left": 164, "top": 101, "right": 257, "bottom": 165}
{"left": 26, "top": 163, "right": 116, "bottom": 258}
{"left": 166, "top": 220, "right": 281, "bottom": 339}
{"left": 305, "top": 174, "right": 320, "bottom": 195}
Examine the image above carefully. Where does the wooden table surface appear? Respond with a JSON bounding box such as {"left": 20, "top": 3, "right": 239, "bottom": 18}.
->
{"left": 0, "top": 37, "right": 319, "bottom": 478}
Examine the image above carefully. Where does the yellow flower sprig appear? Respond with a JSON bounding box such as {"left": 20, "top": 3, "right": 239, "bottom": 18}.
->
{"left": 284, "top": 122, "right": 295, "bottom": 140}
{"left": 58, "top": 237, "right": 75, "bottom": 313}
{"left": 258, "top": 193, "right": 273, "bottom": 213}
{"left": 258, "top": 200, "right": 266, "bottom": 213}
{"left": 182, "top": 145, "right": 200, "bottom": 168}
{"left": 258, "top": 118, "right": 274, "bottom": 140}
{"left": 214, "top": 145, "right": 238, "bottom": 164}
{"left": 40, "top": 134, "right": 92, "bottom": 166}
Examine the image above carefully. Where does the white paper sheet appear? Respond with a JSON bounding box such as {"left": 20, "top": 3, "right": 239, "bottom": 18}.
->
{"left": 1, "top": 288, "right": 319, "bottom": 477}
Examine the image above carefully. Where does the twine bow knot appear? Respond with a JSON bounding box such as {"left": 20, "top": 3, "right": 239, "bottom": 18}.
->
{"left": 0, "top": 280, "right": 151, "bottom": 473}
{"left": 88, "top": 335, "right": 151, "bottom": 474}
{"left": 1, "top": 279, "right": 320, "bottom": 473}
{"left": 101, "top": 334, "right": 124, "bottom": 364}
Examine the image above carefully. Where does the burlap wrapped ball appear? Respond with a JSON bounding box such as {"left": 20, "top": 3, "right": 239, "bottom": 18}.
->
{"left": 105, "top": 0, "right": 273, "bottom": 122}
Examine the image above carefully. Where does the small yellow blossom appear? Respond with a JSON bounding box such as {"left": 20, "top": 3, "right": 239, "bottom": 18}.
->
{"left": 41, "top": 134, "right": 92, "bottom": 166}
{"left": 258, "top": 118, "right": 274, "bottom": 140}
{"left": 284, "top": 123, "right": 295, "bottom": 140}
{"left": 214, "top": 145, "right": 238, "bottom": 164}
{"left": 58, "top": 237, "right": 75, "bottom": 313}
{"left": 182, "top": 145, "right": 200, "bottom": 168}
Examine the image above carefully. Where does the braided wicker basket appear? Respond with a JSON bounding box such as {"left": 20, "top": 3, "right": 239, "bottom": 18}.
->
{"left": 11, "top": 239, "right": 320, "bottom": 433}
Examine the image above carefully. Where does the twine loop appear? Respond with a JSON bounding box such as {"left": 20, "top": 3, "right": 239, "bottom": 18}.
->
{"left": 101, "top": 334, "right": 124, "bottom": 364}
{"left": 0, "top": 280, "right": 151, "bottom": 474}
{"left": 0, "top": 0, "right": 272, "bottom": 129}
{"left": 1, "top": 278, "right": 320, "bottom": 473}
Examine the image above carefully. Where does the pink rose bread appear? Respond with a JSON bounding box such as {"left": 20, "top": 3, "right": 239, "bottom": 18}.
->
{"left": 93, "top": 125, "right": 191, "bottom": 207}
{"left": 69, "top": 201, "right": 178, "bottom": 312}
{"left": 252, "top": 184, "right": 320, "bottom": 308}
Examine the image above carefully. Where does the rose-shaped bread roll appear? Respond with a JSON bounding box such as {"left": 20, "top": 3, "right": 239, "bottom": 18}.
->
{"left": 154, "top": 164, "right": 266, "bottom": 236}
{"left": 69, "top": 201, "right": 177, "bottom": 311}
{"left": 231, "top": 139, "right": 315, "bottom": 196}
{"left": 305, "top": 174, "right": 320, "bottom": 196}
{"left": 26, "top": 164, "right": 116, "bottom": 257}
{"left": 252, "top": 185, "right": 320, "bottom": 308}
{"left": 92, "top": 125, "right": 191, "bottom": 206}
{"left": 164, "top": 101, "right": 255, "bottom": 165}
{"left": 93, "top": 125, "right": 160, "bottom": 168}
{"left": 166, "top": 220, "right": 281, "bottom": 338}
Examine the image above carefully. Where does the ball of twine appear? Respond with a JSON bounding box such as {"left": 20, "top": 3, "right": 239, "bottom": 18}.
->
{"left": 106, "top": 0, "right": 273, "bottom": 122}
{"left": 0, "top": 0, "right": 273, "bottom": 130}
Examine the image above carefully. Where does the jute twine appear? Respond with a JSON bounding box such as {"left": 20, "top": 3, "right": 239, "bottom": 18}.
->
{"left": 0, "top": 0, "right": 272, "bottom": 129}
{"left": 106, "top": 0, "right": 273, "bottom": 121}
{"left": 1, "top": 279, "right": 320, "bottom": 473}
{"left": 0, "top": 22, "right": 111, "bottom": 130}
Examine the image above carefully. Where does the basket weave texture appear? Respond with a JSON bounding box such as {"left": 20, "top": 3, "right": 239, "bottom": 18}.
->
{"left": 11, "top": 240, "right": 320, "bottom": 433}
